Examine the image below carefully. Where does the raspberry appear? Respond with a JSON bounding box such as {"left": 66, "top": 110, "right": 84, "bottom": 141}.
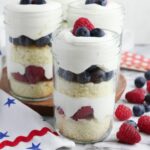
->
{"left": 125, "top": 88, "right": 145, "bottom": 104}
{"left": 115, "top": 104, "right": 132, "bottom": 121}
{"left": 72, "top": 18, "right": 95, "bottom": 35}
{"left": 116, "top": 123, "right": 141, "bottom": 144}
{"left": 147, "top": 81, "right": 150, "bottom": 93}
{"left": 138, "top": 115, "right": 150, "bottom": 134}
{"left": 71, "top": 106, "right": 94, "bottom": 121}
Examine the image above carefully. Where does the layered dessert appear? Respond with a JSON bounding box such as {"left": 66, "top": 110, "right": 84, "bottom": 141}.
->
{"left": 68, "top": 0, "right": 124, "bottom": 35}
{"left": 53, "top": 18, "right": 120, "bottom": 143}
{"left": 4, "top": 0, "right": 62, "bottom": 100}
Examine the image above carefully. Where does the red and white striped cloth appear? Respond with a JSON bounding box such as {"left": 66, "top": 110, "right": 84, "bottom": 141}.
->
{"left": 121, "top": 52, "right": 150, "bottom": 72}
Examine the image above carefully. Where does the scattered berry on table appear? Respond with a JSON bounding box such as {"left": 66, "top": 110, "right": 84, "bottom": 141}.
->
{"left": 144, "top": 70, "right": 150, "bottom": 80}
{"left": 125, "top": 120, "right": 137, "bottom": 129}
{"left": 147, "top": 81, "right": 150, "bottom": 93}
{"left": 138, "top": 115, "right": 150, "bottom": 134}
{"left": 116, "top": 123, "right": 141, "bottom": 144}
{"left": 72, "top": 18, "right": 95, "bottom": 35}
{"left": 90, "top": 28, "right": 105, "bottom": 37}
{"left": 144, "top": 103, "right": 150, "bottom": 112}
{"left": 133, "top": 105, "right": 145, "bottom": 117}
{"left": 134, "top": 77, "right": 146, "bottom": 88}
{"left": 144, "top": 94, "right": 150, "bottom": 105}
{"left": 115, "top": 104, "right": 132, "bottom": 121}
{"left": 75, "top": 27, "right": 90, "bottom": 37}
{"left": 125, "top": 88, "right": 145, "bottom": 104}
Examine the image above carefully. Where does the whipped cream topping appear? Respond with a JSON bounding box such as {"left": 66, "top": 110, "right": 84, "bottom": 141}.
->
{"left": 4, "top": 1, "right": 62, "bottom": 39}
{"left": 52, "top": 29, "right": 120, "bottom": 73}
{"left": 54, "top": 91, "right": 115, "bottom": 121}
{"left": 68, "top": 0, "right": 124, "bottom": 34}
{"left": 7, "top": 61, "right": 53, "bottom": 80}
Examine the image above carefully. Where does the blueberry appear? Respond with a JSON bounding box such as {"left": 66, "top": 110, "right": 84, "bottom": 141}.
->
{"left": 134, "top": 77, "right": 146, "bottom": 88}
{"left": 90, "top": 28, "right": 105, "bottom": 37}
{"left": 144, "top": 103, "right": 150, "bottom": 112}
{"left": 77, "top": 72, "right": 91, "bottom": 84}
{"left": 133, "top": 105, "right": 145, "bottom": 117}
{"left": 12, "top": 38, "right": 20, "bottom": 45}
{"left": 32, "top": 0, "right": 46, "bottom": 4}
{"left": 75, "top": 27, "right": 90, "bottom": 37}
{"left": 103, "top": 71, "right": 114, "bottom": 81}
{"left": 90, "top": 69, "right": 105, "bottom": 83}
{"left": 97, "top": 0, "right": 107, "bottom": 6}
{"left": 145, "top": 94, "right": 150, "bottom": 105}
{"left": 126, "top": 120, "right": 137, "bottom": 129}
{"left": 19, "top": 36, "right": 33, "bottom": 46}
{"left": 36, "top": 35, "right": 51, "bottom": 47}
{"left": 145, "top": 70, "right": 150, "bottom": 80}
{"left": 9, "top": 37, "right": 13, "bottom": 43}
{"left": 20, "top": 0, "right": 32, "bottom": 4}
{"left": 85, "top": 0, "right": 97, "bottom": 4}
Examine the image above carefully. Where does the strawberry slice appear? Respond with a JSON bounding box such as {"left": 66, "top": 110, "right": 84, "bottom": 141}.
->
{"left": 12, "top": 65, "right": 50, "bottom": 84}
{"left": 72, "top": 18, "right": 95, "bottom": 35}
{"left": 71, "top": 106, "right": 94, "bottom": 121}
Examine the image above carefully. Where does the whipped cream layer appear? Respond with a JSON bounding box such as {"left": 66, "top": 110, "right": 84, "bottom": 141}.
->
{"left": 52, "top": 29, "right": 120, "bottom": 73}
{"left": 54, "top": 91, "right": 115, "bottom": 121}
{"left": 68, "top": 0, "right": 124, "bottom": 34}
{"left": 7, "top": 61, "right": 52, "bottom": 80}
{"left": 4, "top": 1, "right": 62, "bottom": 39}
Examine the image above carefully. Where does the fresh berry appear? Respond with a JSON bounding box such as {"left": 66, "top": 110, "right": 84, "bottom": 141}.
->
{"left": 36, "top": 35, "right": 51, "bottom": 47}
{"left": 72, "top": 18, "right": 95, "bottom": 35}
{"left": 12, "top": 66, "right": 49, "bottom": 84}
{"left": 20, "top": 0, "right": 32, "bottom": 4}
{"left": 103, "top": 71, "right": 114, "bottom": 81}
{"left": 115, "top": 104, "right": 132, "bottom": 121}
{"left": 97, "top": 0, "right": 107, "bottom": 6}
{"left": 125, "top": 88, "right": 145, "bottom": 104}
{"left": 145, "top": 94, "right": 150, "bottom": 104}
{"left": 32, "top": 0, "right": 46, "bottom": 4}
{"left": 85, "top": 0, "right": 107, "bottom": 6}
{"left": 77, "top": 72, "right": 91, "bottom": 84}
{"left": 138, "top": 115, "right": 150, "bottom": 134}
{"left": 90, "top": 28, "right": 105, "bottom": 37}
{"left": 57, "top": 107, "right": 65, "bottom": 115}
{"left": 75, "top": 27, "right": 90, "bottom": 37}
{"left": 133, "top": 105, "right": 145, "bottom": 117}
{"left": 147, "top": 81, "right": 150, "bottom": 93}
{"left": 125, "top": 120, "right": 137, "bottom": 129}
{"left": 19, "top": 36, "right": 33, "bottom": 46}
{"left": 116, "top": 123, "right": 141, "bottom": 144}
{"left": 134, "top": 77, "right": 146, "bottom": 88}
{"left": 85, "top": 0, "right": 97, "bottom": 4}
{"left": 90, "top": 69, "right": 105, "bottom": 83}
{"left": 144, "top": 103, "right": 150, "bottom": 112}
{"left": 71, "top": 106, "right": 94, "bottom": 121}
{"left": 144, "top": 70, "right": 150, "bottom": 80}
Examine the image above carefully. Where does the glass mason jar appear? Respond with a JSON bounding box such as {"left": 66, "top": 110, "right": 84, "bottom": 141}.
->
{"left": 52, "top": 28, "right": 120, "bottom": 143}
{"left": 4, "top": 1, "right": 62, "bottom": 101}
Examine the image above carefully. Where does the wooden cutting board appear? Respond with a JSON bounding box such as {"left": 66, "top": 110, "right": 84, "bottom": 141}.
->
{"left": 0, "top": 68, "right": 127, "bottom": 116}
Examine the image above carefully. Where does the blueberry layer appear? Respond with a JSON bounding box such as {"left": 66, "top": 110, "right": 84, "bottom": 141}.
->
{"left": 58, "top": 66, "right": 114, "bottom": 84}
{"left": 9, "top": 34, "right": 52, "bottom": 47}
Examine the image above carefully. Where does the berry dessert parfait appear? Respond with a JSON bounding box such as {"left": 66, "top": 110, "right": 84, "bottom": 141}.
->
{"left": 68, "top": 0, "right": 124, "bottom": 35}
{"left": 4, "top": 0, "right": 62, "bottom": 101}
{"left": 52, "top": 18, "right": 120, "bottom": 143}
